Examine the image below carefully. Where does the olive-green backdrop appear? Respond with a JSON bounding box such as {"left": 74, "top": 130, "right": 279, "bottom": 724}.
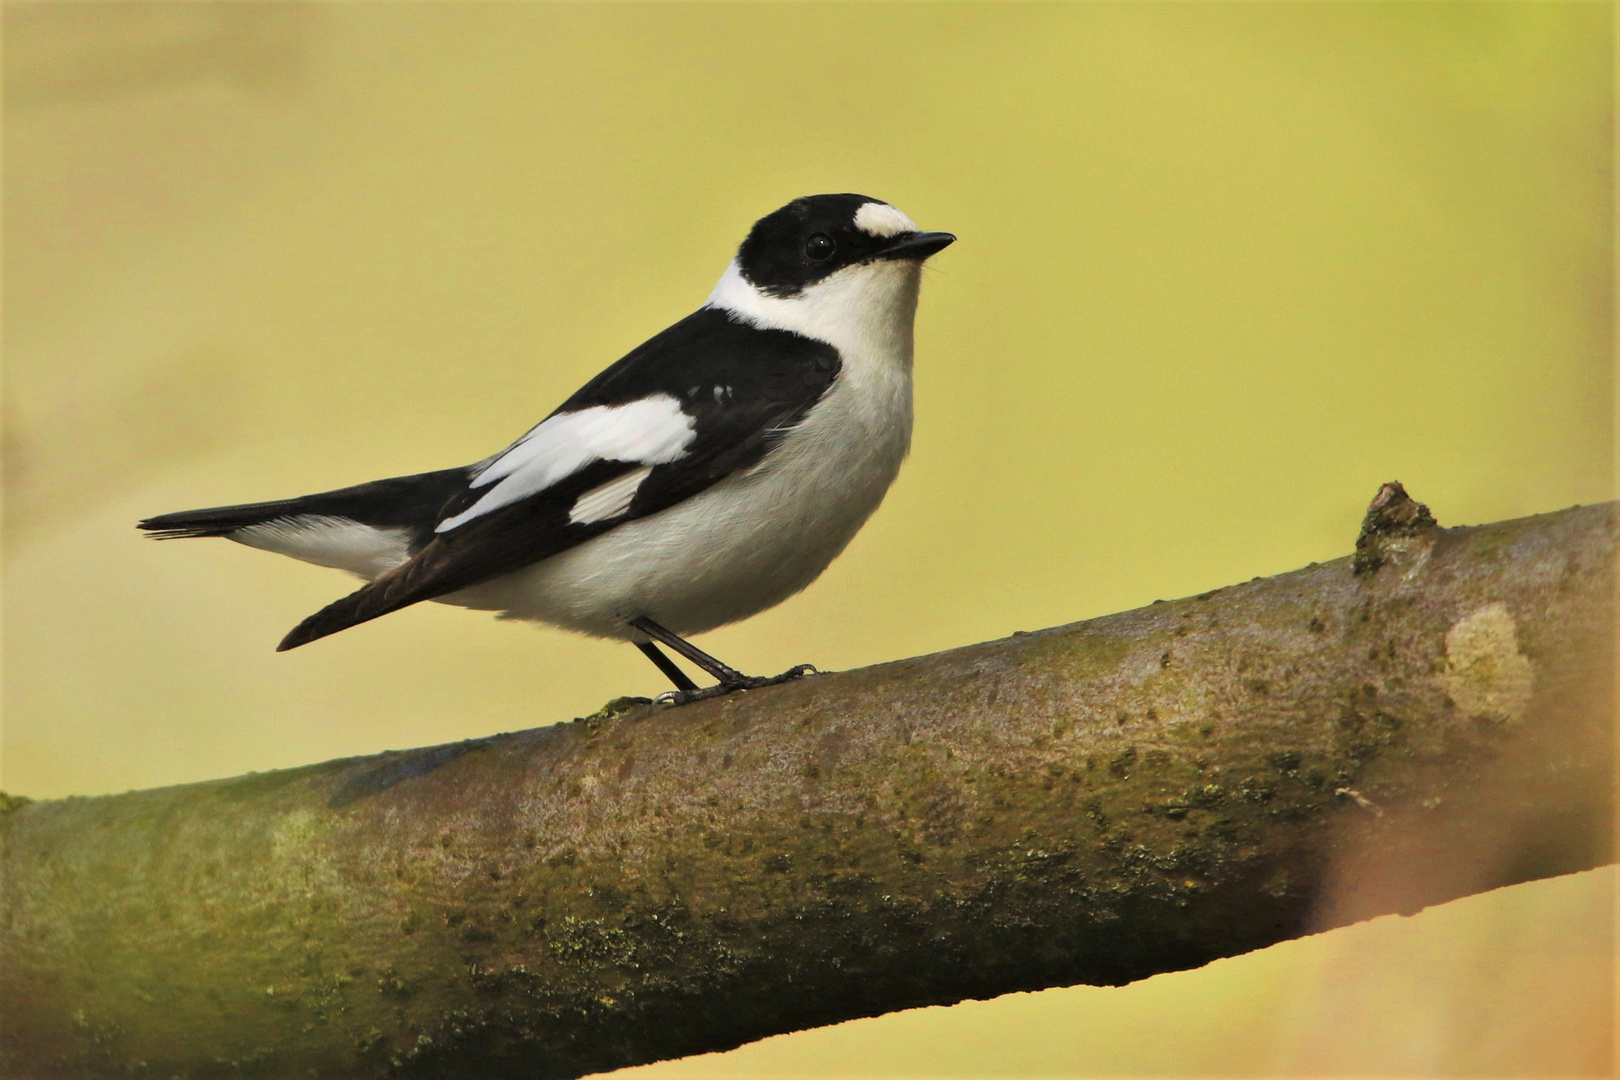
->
{"left": 3, "top": 3, "right": 1612, "bottom": 1075}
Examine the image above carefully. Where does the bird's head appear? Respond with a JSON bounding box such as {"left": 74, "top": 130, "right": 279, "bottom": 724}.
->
{"left": 708, "top": 194, "right": 954, "bottom": 356}
{"left": 735, "top": 194, "right": 955, "bottom": 298}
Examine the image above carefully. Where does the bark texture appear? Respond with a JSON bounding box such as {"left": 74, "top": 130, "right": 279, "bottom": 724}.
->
{"left": 2, "top": 488, "right": 1614, "bottom": 1079}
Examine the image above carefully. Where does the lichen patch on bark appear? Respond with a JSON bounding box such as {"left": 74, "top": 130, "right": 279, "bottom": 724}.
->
{"left": 1439, "top": 602, "right": 1534, "bottom": 722}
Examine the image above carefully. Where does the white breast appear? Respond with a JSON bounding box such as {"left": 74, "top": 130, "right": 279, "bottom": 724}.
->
{"left": 444, "top": 258, "right": 924, "bottom": 639}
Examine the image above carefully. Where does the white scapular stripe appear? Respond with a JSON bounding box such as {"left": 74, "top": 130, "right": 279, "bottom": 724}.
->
{"left": 234, "top": 516, "right": 412, "bottom": 580}
{"left": 853, "top": 201, "right": 917, "bottom": 238}
{"left": 438, "top": 395, "right": 695, "bottom": 532}
{"left": 568, "top": 465, "right": 653, "bottom": 525}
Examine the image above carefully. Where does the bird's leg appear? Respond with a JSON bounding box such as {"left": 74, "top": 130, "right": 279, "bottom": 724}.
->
{"left": 635, "top": 641, "right": 699, "bottom": 695}
{"left": 631, "top": 618, "right": 751, "bottom": 686}
{"left": 630, "top": 617, "right": 817, "bottom": 703}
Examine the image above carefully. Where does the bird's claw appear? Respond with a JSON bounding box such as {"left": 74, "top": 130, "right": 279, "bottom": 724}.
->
{"left": 657, "top": 663, "right": 821, "bottom": 707}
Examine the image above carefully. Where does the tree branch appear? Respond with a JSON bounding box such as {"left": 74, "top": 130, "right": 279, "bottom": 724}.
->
{"left": 2, "top": 486, "right": 1613, "bottom": 1079}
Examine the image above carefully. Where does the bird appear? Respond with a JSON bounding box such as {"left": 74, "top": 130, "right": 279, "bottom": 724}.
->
{"left": 139, "top": 193, "right": 955, "bottom": 701}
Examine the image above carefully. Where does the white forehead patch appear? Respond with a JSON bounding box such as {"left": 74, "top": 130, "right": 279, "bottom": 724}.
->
{"left": 854, "top": 201, "right": 917, "bottom": 238}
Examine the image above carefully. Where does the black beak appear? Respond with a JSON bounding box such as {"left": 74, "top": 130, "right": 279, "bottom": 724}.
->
{"left": 873, "top": 231, "right": 957, "bottom": 261}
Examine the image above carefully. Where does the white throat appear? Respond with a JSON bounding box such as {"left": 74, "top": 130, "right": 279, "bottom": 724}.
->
{"left": 705, "top": 258, "right": 922, "bottom": 366}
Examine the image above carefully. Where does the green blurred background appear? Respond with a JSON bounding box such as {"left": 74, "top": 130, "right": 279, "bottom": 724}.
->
{"left": 3, "top": 2, "right": 1612, "bottom": 1075}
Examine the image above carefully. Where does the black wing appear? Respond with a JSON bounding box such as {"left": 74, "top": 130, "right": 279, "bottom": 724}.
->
{"left": 277, "top": 308, "right": 840, "bottom": 649}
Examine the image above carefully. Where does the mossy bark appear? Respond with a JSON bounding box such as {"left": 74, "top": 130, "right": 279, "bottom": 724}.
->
{"left": 2, "top": 490, "right": 1613, "bottom": 1079}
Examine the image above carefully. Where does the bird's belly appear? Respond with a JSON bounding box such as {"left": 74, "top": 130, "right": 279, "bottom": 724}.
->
{"left": 442, "top": 390, "right": 910, "bottom": 639}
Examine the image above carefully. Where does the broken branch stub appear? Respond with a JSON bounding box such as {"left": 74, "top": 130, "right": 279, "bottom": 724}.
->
{"left": 1, "top": 487, "right": 1613, "bottom": 1080}
{"left": 1352, "top": 480, "right": 1439, "bottom": 574}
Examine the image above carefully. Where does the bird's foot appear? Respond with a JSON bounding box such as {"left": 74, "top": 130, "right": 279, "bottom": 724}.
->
{"left": 735, "top": 663, "right": 819, "bottom": 691}
{"left": 655, "top": 664, "right": 820, "bottom": 707}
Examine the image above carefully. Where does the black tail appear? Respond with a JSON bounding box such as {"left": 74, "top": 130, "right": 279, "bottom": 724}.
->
{"left": 276, "top": 574, "right": 421, "bottom": 652}
{"left": 138, "top": 468, "right": 471, "bottom": 541}
{"left": 139, "top": 499, "right": 305, "bottom": 540}
{"left": 275, "top": 532, "right": 472, "bottom": 651}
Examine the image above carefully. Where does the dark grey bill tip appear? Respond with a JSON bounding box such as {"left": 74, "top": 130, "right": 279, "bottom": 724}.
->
{"left": 873, "top": 231, "right": 957, "bottom": 261}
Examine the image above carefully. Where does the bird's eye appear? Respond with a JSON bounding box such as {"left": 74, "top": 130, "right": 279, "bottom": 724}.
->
{"left": 804, "top": 233, "right": 836, "bottom": 262}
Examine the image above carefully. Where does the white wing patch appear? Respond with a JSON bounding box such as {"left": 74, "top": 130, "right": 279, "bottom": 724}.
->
{"left": 568, "top": 465, "right": 652, "bottom": 525}
{"left": 437, "top": 395, "right": 695, "bottom": 532}
{"left": 233, "top": 516, "right": 413, "bottom": 580}
{"left": 853, "top": 201, "right": 917, "bottom": 238}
